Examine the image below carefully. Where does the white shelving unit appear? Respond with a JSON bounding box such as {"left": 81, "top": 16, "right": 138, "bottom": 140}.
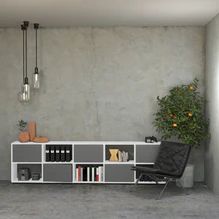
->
{"left": 11, "top": 141, "right": 163, "bottom": 184}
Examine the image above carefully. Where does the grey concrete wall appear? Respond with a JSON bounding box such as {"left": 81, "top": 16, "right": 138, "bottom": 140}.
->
{"left": 0, "top": 27, "right": 205, "bottom": 180}
{"left": 205, "top": 14, "right": 219, "bottom": 194}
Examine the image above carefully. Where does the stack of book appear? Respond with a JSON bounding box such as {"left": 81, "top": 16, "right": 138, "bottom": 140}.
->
{"left": 75, "top": 166, "right": 103, "bottom": 182}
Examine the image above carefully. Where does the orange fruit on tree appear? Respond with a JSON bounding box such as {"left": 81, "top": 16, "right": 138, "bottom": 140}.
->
{"left": 189, "top": 85, "right": 194, "bottom": 91}
{"left": 188, "top": 112, "right": 193, "bottom": 117}
{"left": 172, "top": 123, "right": 177, "bottom": 127}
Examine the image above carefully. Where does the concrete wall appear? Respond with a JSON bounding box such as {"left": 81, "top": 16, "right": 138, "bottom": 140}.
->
{"left": 205, "top": 14, "right": 219, "bottom": 194}
{"left": 0, "top": 27, "right": 205, "bottom": 180}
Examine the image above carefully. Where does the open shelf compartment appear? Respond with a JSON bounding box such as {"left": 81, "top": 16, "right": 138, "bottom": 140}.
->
{"left": 74, "top": 164, "right": 104, "bottom": 183}
{"left": 105, "top": 144, "right": 134, "bottom": 163}
{"left": 12, "top": 163, "right": 42, "bottom": 183}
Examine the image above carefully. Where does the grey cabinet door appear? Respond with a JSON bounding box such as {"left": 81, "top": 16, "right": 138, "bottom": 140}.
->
{"left": 44, "top": 164, "right": 72, "bottom": 182}
{"left": 136, "top": 145, "right": 160, "bottom": 163}
{"left": 74, "top": 145, "right": 103, "bottom": 162}
{"left": 13, "top": 144, "right": 42, "bottom": 162}
{"left": 105, "top": 164, "right": 134, "bottom": 182}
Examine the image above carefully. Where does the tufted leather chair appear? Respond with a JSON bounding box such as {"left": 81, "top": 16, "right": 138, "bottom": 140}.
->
{"left": 132, "top": 141, "right": 191, "bottom": 198}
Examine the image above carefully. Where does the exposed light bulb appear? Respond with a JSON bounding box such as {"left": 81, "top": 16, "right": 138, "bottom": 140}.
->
{"left": 33, "top": 67, "right": 40, "bottom": 89}
{"left": 18, "top": 84, "right": 29, "bottom": 103}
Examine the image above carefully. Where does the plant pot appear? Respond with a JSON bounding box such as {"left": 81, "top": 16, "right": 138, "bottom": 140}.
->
{"left": 176, "top": 164, "right": 194, "bottom": 188}
{"left": 18, "top": 131, "right": 30, "bottom": 142}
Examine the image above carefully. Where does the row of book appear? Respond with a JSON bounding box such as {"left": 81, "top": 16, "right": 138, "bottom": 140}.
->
{"left": 46, "top": 145, "right": 72, "bottom": 162}
{"left": 75, "top": 166, "right": 103, "bottom": 182}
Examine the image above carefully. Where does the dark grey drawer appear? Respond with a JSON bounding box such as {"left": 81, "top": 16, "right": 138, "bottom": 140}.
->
{"left": 105, "top": 164, "right": 134, "bottom": 182}
{"left": 136, "top": 144, "right": 160, "bottom": 163}
{"left": 44, "top": 164, "right": 72, "bottom": 182}
{"left": 13, "top": 144, "right": 42, "bottom": 162}
{"left": 74, "top": 145, "right": 103, "bottom": 162}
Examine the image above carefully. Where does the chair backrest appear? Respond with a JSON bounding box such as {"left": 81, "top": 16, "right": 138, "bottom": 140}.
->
{"left": 154, "top": 141, "right": 191, "bottom": 178}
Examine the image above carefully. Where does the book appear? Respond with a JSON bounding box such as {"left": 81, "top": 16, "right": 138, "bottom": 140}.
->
{"left": 46, "top": 146, "right": 50, "bottom": 162}
{"left": 50, "top": 146, "right": 55, "bottom": 162}
{"left": 92, "top": 167, "right": 95, "bottom": 182}
{"left": 65, "top": 147, "right": 71, "bottom": 162}
{"left": 98, "top": 166, "right": 102, "bottom": 182}
{"left": 61, "top": 149, "right": 65, "bottom": 162}
{"left": 96, "top": 167, "right": 99, "bottom": 182}
{"left": 81, "top": 167, "right": 83, "bottom": 181}
{"left": 55, "top": 147, "right": 60, "bottom": 162}
{"left": 83, "top": 167, "right": 87, "bottom": 181}
{"left": 87, "top": 167, "right": 90, "bottom": 182}
{"left": 78, "top": 166, "right": 81, "bottom": 182}
{"left": 76, "top": 168, "right": 79, "bottom": 182}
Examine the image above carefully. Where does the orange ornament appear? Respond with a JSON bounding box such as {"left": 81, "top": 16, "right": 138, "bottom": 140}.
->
{"left": 189, "top": 85, "right": 194, "bottom": 91}
{"left": 188, "top": 112, "right": 193, "bottom": 117}
{"left": 172, "top": 123, "right": 177, "bottom": 127}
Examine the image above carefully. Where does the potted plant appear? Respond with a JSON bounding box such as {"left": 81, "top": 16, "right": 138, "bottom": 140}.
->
{"left": 153, "top": 79, "right": 209, "bottom": 187}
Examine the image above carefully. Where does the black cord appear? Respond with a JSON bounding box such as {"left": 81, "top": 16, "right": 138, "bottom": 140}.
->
{"left": 22, "top": 26, "right": 25, "bottom": 84}
{"left": 25, "top": 26, "right": 27, "bottom": 78}
{"left": 36, "top": 27, "right": 37, "bottom": 68}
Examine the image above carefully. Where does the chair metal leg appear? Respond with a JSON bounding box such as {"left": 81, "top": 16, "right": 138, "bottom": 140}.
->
{"left": 136, "top": 173, "right": 143, "bottom": 184}
{"left": 157, "top": 178, "right": 170, "bottom": 200}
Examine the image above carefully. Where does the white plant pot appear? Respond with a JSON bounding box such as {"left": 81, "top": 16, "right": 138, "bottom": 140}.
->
{"left": 176, "top": 164, "right": 194, "bottom": 188}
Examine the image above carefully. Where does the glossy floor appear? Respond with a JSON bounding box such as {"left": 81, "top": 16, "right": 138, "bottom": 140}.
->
{"left": 0, "top": 182, "right": 218, "bottom": 219}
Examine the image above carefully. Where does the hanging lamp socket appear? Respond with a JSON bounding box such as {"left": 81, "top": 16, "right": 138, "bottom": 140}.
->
{"left": 34, "top": 23, "right": 39, "bottom": 29}
{"left": 21, "top": 24, "right": 26, "bottom": 31}
{"left": 24, "top": 77, "right": 29, "bottom": 84}
{"left": 23, "top": 21, "right": 29, "bottom": 28}
{"left": 34, "top": 67, "right": 39, "bottom": 74}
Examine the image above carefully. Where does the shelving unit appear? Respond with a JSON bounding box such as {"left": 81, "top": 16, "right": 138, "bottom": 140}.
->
{"left": 11, "top": 141, "right": 162, "bottom": 184}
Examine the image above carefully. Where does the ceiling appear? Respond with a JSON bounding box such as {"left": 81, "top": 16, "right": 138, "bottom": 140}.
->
{"left": 0, "top": 0, "right": 218, "bottom": 27}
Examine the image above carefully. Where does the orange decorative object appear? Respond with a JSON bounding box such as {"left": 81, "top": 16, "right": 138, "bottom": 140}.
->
{"left": 19, "top": 131, "right": 30, "bottom": 142}
{"left": 28, "top": 121, "right": 36, "bottom": 141}
{"left": 188, "top": 112, "right": 193, "bottom": 117}
{"left": 172, "top": 123, "right": 177, "bottom": 127}
{"left": 109, "top": 149, "right": 119, "bottom": 161}
{"left": 33, "top": 137, "right": 49, "bottom": 143}
{"left": 189, "top": 85, "right": 194, "bottom": 91}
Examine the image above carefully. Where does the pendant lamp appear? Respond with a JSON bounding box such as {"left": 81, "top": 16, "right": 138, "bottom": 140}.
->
{"left": 18, "top": 21, "right": 30, "bottom": 102}
{"left": 33, "top": 23, "right": 40, "bottom": 89}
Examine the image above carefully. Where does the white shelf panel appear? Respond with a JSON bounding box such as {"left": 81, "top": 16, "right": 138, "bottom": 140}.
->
{"left": 105, "top": 160, "right": 134, "bottom": 164}
{"left": 104, "top": 182, "right": 135, "bottom": 184}
{"left": 12, "top": 178, "right": 43, "bottom": 183}
{"left": 74, "top": 181, "right": 104, "bottom": 184}
{"left": 75, "top": 162, "right": 103, "bottom": 165}
{"left": 43, "top": 181, "right": 73, "bottom": 184}
{"left": 12, "top": 162, "right": 42, "bottom": 164}
{"left": 43, "top": 162, "right": 73, "bottom": 164}
{"left": 12, "top": 141, "right": 161, "bottom": 145}
{"left": 135, "top": 163, "right": 154, "bottom": 165}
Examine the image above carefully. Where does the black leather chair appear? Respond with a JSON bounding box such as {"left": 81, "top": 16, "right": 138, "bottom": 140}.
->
{"left": 132, "top": 141, "right": 191, "bottom": 199}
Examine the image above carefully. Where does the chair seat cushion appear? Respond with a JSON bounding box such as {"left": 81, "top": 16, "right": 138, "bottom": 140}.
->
{"left": 132, "top": 166, "right": 181, "bottom": 178}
